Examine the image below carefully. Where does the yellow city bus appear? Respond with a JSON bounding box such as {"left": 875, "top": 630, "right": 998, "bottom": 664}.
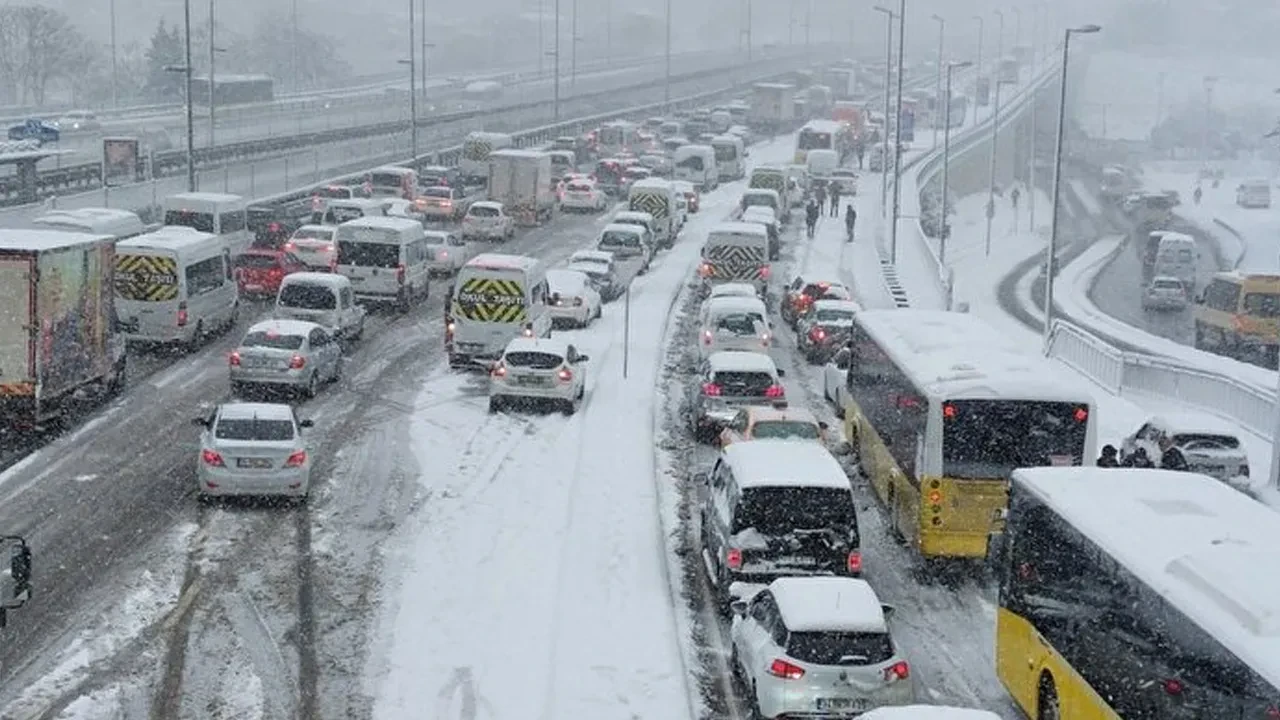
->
{"left": 841, "top": 310, "right": 1097, "bottom": 560}
{"left": 998, "top": 467, "right": 1280, "bottom": 719}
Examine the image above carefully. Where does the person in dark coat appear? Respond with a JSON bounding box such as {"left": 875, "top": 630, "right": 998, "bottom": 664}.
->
{"left": 1097, "top": 444, "right": 1120, "bottom": 467}
{"left": 829, "top": 184, "right": 842, "bottom": 216}
{"left": 1121, "top": 447, "right": 1155, "bottom": 468}
{"left": 805, "top": 201, "right": 820, "bottom": 238}
{"left": 844, "top": 204, "right": 857, "bottom": 241}
{"left": 1159, "top": 436, "right": 1190, "bottom": 471}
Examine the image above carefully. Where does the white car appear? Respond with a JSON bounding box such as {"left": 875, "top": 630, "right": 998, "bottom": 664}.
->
{"left": 708, "top": 282, "right": 759, "bottom": 301}
{"left": 424, "top": 229, "right": 472, "bottom": 275}
{"left": 193, "top": 402, "right": 314, "bottom": 500}
{"left": 560, "top": 179, "right": 609, "bottom": 212}
{"left": 821, "top": 343, "right": 853, "bottom": 417}
{"left": 1142, "top": 275, "right": 1188, "bottom": 311}
{"left": 462, "top": 201, "right": 515, "bottom": 242}
{"left": 567, "top": 250, "right": 622, "bottom": 301}
{"left": 1120, "top": 412, "right": 1250, "bottom": 483}
{"left": 731, "top": 577, "right": 914, "bottom": 719}
{"left": 228, "top": 319, "right": 343, "bottom": 398}
{"left": 284, "top": 224, "right": 339, "bottom": 271}
{"left": 698, "top": 296, "right": 772, "bottom": 361}
{"left": 488, "top": 337, "right": 590, "bottom": 415}
{"left": 546, "top": 269, "right": 603, "bottom": 328}
{"left": 829, "top": 168, "right": 859, "bottom": 196}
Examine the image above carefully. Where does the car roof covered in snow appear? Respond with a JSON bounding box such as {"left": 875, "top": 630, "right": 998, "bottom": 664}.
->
{"left": 721, "top": 440, "right": 850, "bottom": 491}
{"left": 629, "top": 178, "right": 672, "bottom": 192}
{"left": 601, "top": 223, "right": 645, "bottom": 237}
{"left": 280, "top": 271, "right": 350, "bottom": 289}
{"left": 742, "top": 188, "right": 780, "bottom": 199}
{"left": 707, "top": 350, "right": 777, "bottom": 374}
{"left": 811, "top": 299, "right": 860, "bottom": 315}
{"left": 708, "top": 221, "right": 767, "bottom": 237}
{"left": 1146, "top": 412, "right": 1243, "bottom": 438}
{"left": 703, "top": 295, "right": 767, "bottom": 315}
{"left": 569, "top": 250, "right": 614, "bottom": 264}
{"left": 502, "top": 336, "right": 571, "bottom": 357}
{"left": 613, "top": 210, "right": 655, "bottom": 222}
{"left": 244, "top": 318, "right": 322, "bottom": 338}
{"left": 546, "top": 268, "right": 589, "bottom": 290}
{"left": 769, "top": 576, "right": 886, "bottom": 633}
{"left": 1013, "top": 467, "right": 1280, "bottom": 689}
{"left": 854, "top": 309, "right": 1094, "bottom": 404}
{"left": 708, "top": 282, "right": 758, "bottom": 298}
{"left": 465, "top": 253, "right": 539, "bottom": 272}
{"left": 217, "top": 402, "right": 296, "bottom": 422}
{"left": 859, "top": 707, "right": 1001, "bottom": 720}
{"left": 470, "top": 200, "right": 503, "bottom": 210}
{"left": 0, "top": 228, "right": 114, "bottom": 252}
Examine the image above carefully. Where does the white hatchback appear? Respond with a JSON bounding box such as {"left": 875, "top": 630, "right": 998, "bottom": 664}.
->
{"left": 546, "top": 269, "right": 602, "bottom": 328}
{"left": 462, "top": 201, "right": 515, "bottom": 242}
{"left": 560, "top": 179, "right": 609, "bottom": 212}
{"left": 193, "top": 402, "right": 314, "bottom": 500}
{"left": 488, "top": 338, "right": 590, "bottom": 415}
{"left": 697, "top": 295, "right": 772, "bottom": 361}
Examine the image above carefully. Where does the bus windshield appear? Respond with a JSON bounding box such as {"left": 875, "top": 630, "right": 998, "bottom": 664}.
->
{"left": 798, "top": 130, "right": 833, "bottom": 151}
{"left": 164, "top": 210, "right": 215, "bottom": 233}
{"left": 942, "top": 400, "right": 1088, "bottom": 479}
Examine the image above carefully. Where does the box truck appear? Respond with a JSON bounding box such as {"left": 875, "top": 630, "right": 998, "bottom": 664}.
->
{"left": 488, "top": 149, "right": 557, "bottom": 226}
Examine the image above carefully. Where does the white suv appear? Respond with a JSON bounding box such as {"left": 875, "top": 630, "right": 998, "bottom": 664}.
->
{"left": 462, "top": 201, "right": 515, "bottom": 242}
{"left": 488, "top": 337, "right": 590, "bottom": 415}
{"left": 731, "top": 577, "right": 914, "bottom": 719}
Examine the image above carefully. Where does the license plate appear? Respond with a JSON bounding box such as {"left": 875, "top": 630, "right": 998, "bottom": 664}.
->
{"left": 458, "top": 343, "right": 484, "bottom": 352}
{"left": 816, "top": 698, "right": 869, "bottom": 711}
{"left": 777, "top": 556, "right": 818, "bottom": 567}
{"left": 244, "top": 284, "right": 263, "bottom": 291}
{"left": 236, "top": 458, "right": 273, "bottom": 469}
{"left": 515, "top": 375, "right": 547, "bottom": 386}
{"left": 1048, "top": 455, "right": 1075, "bottom": 467}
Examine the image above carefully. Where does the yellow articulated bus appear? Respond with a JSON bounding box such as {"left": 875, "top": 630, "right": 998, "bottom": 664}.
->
{"left": 841, "top": 310, "right": 1097, "bottom": 561}
{"left": 998, "top": 467, "right": 1280, "bottom": 720}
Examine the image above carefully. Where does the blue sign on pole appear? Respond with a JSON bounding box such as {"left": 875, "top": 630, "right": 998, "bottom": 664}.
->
{"left": 900, "top": 108, "right": 916, "bottom": 142}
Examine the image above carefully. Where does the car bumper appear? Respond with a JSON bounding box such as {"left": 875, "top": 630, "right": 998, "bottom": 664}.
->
{"left": 426, "top": 260, "right": 456, "bottom": 274}
{"left": 491, "top": 383, "right": 575, "bottom": 403}
{"left": 463, "top": 226, "right": 506, "bottom": 239}
{"left": 1142, "top": 296, "right": 1186, "bottom": 310}
{"left": 759, "top": 677, "right": 914, "bottom": 719}
{"left": 198, "top": 465, "right": 310, "bottom": 497}
{"left": 561, "top": 199, "right": 599, "bottom": 210}
{"left": 230, "top": 366, "right": 309, "bottom": 387}
{"left": 548, "top": 305, "right": 588, "bottom": 323}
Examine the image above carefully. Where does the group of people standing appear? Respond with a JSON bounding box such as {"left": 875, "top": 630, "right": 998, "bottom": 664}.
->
{"left": 804, "top": 181, "right": 857, "bottom": 241}
{"left": 1096, "top": 437, "right": 1189, "bottom": 471}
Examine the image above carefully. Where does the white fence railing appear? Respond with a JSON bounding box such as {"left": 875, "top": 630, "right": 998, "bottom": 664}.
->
{"left": 1046, "top": 319, "right": 1277, "bottom": 439}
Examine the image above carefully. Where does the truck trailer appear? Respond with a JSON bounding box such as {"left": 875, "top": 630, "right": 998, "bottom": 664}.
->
{"left": 487, "top": 149, "right": 557, "bottom": 227}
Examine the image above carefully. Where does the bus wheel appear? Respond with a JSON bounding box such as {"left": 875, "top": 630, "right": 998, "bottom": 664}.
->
{"left": 1037, "top": 675, "right": 1060, "bottom": 720}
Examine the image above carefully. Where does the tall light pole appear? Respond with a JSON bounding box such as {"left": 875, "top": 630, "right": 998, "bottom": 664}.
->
{"left": 1028, "top": 69, "right": 1038, "bottom": 232}
{"left": 1202, "top": 75, "right": 1218, "bottom": 163}
{"left": 931, "top": 14, "right": 944, "bottom": 150}
{"left": 745, "top": 0, "right": 753, "bottom": 63}
{"left": 109, "top": 0, "right": 118, "bottom": 108}
{"left": 994, "top": 9, "right": 1005, "bottom": 73}
{"left": 290, "top": 0, "right": 298, "bottom": 92}
{"left": 181, "top": 0, "right": 196, "bottom": 191}
{"left": 404, "top": 0, "right": 418, "bottom": 162}
{"left": 939, "top": 60, "right": 973, "bottom": 269}
{"left": 553, "top": 0, "right": 561, "bottom": 120}
{"left": 873, "top": 5, "right": 894, "bottom": 216}
{"left": 1043, "top": 24, "right": 1101, "bottom": 343}
{"left": 982, "top": 9, "right": 1005, "bottom": 257}
{"left": 972, "top": 14, "right": 984, "bottom": 79}
{"left": 605, "top": 0, "right": 612, "bottom": 65}
{"left": 420, "top": 0, "right": 428, "bottom": 100}
{"left": 889, "top": 0, "right": 906, "bottom": 263}
{"left": 570, "top": 0, "right": 578, "bottom": 89}
{"left": 207, "top": 1, "right": 225, "bottom": 148}
{"left": 664, "top": 0, "right": 672, "bottom": 108}
{"left": 538, "top": 0, "right": 545, "bottom": 75}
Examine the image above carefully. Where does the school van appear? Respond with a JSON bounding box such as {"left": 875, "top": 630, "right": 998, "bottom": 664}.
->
{"left": 698, "top": 222, "right": 771, "bottom": 294}
{"left": 710, "top": 135, "right": 746, "bottom": 181}
{"left": 162, "top": 192, "right": 250, "bottom": 256}
{"left": 115, "top": 226, "right": 239, "bottom": 348}
{"left": 447, "top": 253, "right": 552, "bottom": 368}
{"left": 460, "top": 132, "right": 514, "bottom": 183}
{"left": 334, "top": 217, "right": 432, "bottom": 311}
{"left": 32, "top": 208, "right": 147, "bottom": 240}
{"left": 672, "top": 144, "right": 719, "bottom": 191}
{"left": 628, "top": 178, "right": 679, "bottom": 249}
{"left": 274, "top": 272, "right": 366, "bottom": 340}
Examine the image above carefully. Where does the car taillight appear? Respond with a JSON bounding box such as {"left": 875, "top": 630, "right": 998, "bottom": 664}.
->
{"left": 702, "top": 329, "right": 713, "bottom": 344}
{"left": 1162, "top": 678, "right": 1184, "bottom": 695}
{"left": 201, "top": 449, "right": 224, "bottom": 467}
{"left": 285, "top": 450, "right": 307, "bottom": 467}
{"left": 573, "top": 297, "right": 583, "bottom": 307}
{"left": 698, "top": 263, "right": 713, "bottom": 277}
{"left": 761, "top": 333, "right": 771, "bottom": 347}
{"left": 768, "top": 659, "right": 805, "bottom": 680}
{"left": 764, "top": 384, "right": 785, "bottom": 398}
{"left": 1240, "top": 464, "right": 1250, "bottom": 477}
{"left": 284, "top": 241, "right": 297, "bottom": 251}
{"left": 228, "top": 351, "right": 241, "bottom": 366}
{"left": 522, "top": 325, "right": 534, "bottom": 338}
{"left": 491, "top": 362, "right": 507, "bottom": 377}
{"left": 177, "top": 302, "right": 188, "bottom": 327}
{"left": 884, "top": 661, "right": 909, "bottom": 682}
{"left": 759, "top": 265, "right": 771, "bottom": 279}
{"left": 847, "top": 551, "right": 862, "bottom": 573}
{"left": 438, "top": 250, "right": 449, "bottom": 260}
{"left": 396, "top": 264, "right": 406, "bottom": 285}
{"left": 557, "top": 368, "right": 573, "bottom": 382}
{"left": 289, "top": 354, "right": 306, "bottom": 369}
{"left": 726, "top": 547, "right": 742, "bottom": 569}
{"left": 446, "top": 321, "right": 456, "bottom": 335}
{"left": 702, "top": 382, "right": 722, "bottom": 396}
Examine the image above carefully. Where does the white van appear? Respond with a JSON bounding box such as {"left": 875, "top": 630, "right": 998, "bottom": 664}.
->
{"left": 699, "top": 222, "right": 771, "bottom": 294}
{"left": 368, "top": 166, "right": 419, "bottom": 201}
{"left": 627, "top": 179, "right": 679, "bottom": 249}
{"left": 806, "top": 148, "right": 839, "bottom": 180}
{"left": 1236, "top": 179, "right": 1271, "bottom": 208}
{"left": 448, "top": 253, "right": 552, "bottom": 368}
{"left": 460, "top": 132, "right": 514, "bottom": 183}
{"left": 162, "top": 192, "right": 250, "bottom": 256}
{"left": 318, "top": 198, "right": 387, "bottom": 226}
{"left": 275, "top": 272, "right": 367, "bottom": 340}
{"left": 710, "top": 135, "right": 746, "bottom": 181}
{"left": 32, "top": 208, "right": 147, "bottom": 240}
{"left": 673, "top": 144, "right": 719, "bottom": 191}
{"left": 334, "top": 216, "right": 432, "bottom": 311}
{"left": 115, "top": 226, "right": 238, "bottom": 348}
{"left": 548, "top": 150, "right": 576, "bottom": 182}
{"left": 1153, "top": 231, "right": 1198, "bottom": 290}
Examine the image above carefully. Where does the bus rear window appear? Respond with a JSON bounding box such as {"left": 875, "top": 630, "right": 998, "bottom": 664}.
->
{"left": 942, "top": 400, "right": 1089, "bottom": 479}
{"left": 369, "top": 172, "right": 406, "bottom": 188}
{"left": 164, "top": 210, "right": 214, "bottom": 233}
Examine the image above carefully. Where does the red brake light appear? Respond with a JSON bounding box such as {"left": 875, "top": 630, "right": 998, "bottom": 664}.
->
{"left": 726, "top": 547, "right": 742, "bottom": 569}
{"left": 491, "top": 362, "right": 507, "bottom": 377}
{"left": 396, "top": 263, "right": 406, "bottom": 285}
{"left": 557, "top": 368, "right": 573, "bottom": 382}
{"left": 768, "top": 659, "right": 805, "bottom": 680}
{"left": 1162, "top": 679, "right": 1184, "bottom": 695}
{"left": 268, "top": 222, "right": 281, "bottom": 232}
{"left": 177, "top": 303, "right": 188, "bottom": 327}
{"left": 228, "top": 351, "right": 241, "bottom": 366}
{"left": 201, "top": 449, "right": 224, "bottom": 467}
{"left": 285, "top": 450, "right": 307, "bottom": 467}
{"left": 289, "top": 354, "right": 306, "bottom": 369}
{"left": 759, "top": 265, "right": 771, "bottom": 279}
{"left": 764, "top": 384, "right": 785, "bottom": 398}
{"left": 284, "top": 241, "right": 297, "bottom": 251}
{"left": 1267, "top": 707, "right": 1280, "bottom": 719}
{"left": 1074, "top": 407, "right": 1088, "bottom": 422}
{"left": 884, "top": 661, "right": 910, "bottom": 682}
{"left": 698, "top": 263, "right": 713, "bottom": 277}
{"left": 809, "top": 327, "right": 826, "bottom": 342}
{"left": 847, "top": 551, "right": 862, "bottom": 573}
{"left": 702, "top": 329, "right": 713, "bottom": 344}
{"left": 942, "top": 403, "right": 956, "bottom": 418}
{"left": 702, "top": 382, "right": 722, "bottom": 396}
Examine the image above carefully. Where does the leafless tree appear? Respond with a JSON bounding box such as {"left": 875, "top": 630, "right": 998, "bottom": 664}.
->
{"left": 0, "top": 5, "right": 97, "bottom": 106}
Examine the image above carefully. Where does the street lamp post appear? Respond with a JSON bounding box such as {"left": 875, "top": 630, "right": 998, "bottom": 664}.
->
{"left": 538, "top": 0, "right": 544, "bottom": 75}
{"left": 1043, "top": 24, "right": 1101, "bottom": 342}
{"left": 109, "top": 0, "right": 118, "bottom": 109}
{"left": 939, "top": 60, "right": 972, "bottom": 272}
{"left": 421, "top": 0, "right": 428, "bottom": 100}
{"left": 931, "top": 14, "right": 944, "bottom": 150}
{"left": 982, "top": 9, "right": 1005, "bottom": 256}
{"left": 405, "top": 0, "right": 419, "bottom": 162}
{"left": 972, "top": 14, "right": 984, "bottom": 79}
{"left": 571, "top": 0, "right": 578, "bottom": 89}
{"left": 553, "top": 0, "right": 561, "bottom": 120}
{"left": 290, "top": 0, "right": 298, "bottom": 92}
{"left": 889, "top": 0, "right": 906, "bottom": 263}
{"left": 664, "top": 0, "right": 672, "bottom": 108}
{"left": 873, "top": 5, "right": 894, "bottom": 216}
{"left": 176, "top": 0, "right": 196, "bottom": 192}
{"left": 207, "top": 0, "right": 226, "bottom": 148}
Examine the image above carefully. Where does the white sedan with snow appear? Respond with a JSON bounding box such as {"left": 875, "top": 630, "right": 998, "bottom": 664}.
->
{"left": 822, "top": 344, "right": 853, "bottom": 417}
{"left": 560, "top": 179, "right": 610, "bottom": 212}
{"left": 424, "top": 229, "right": 473, "bottom": 275}
{"left": 488, "top": 337, "right": 590, "bottom": 415}
{"left": 546, "top": 269, "right": 602, "bottom": 328}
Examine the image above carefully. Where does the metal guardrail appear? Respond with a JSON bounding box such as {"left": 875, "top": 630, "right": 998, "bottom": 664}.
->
{"left": 1, "top": 50, "right": 815, "bottom": 207}
{"left": 1045, "top": 318, "right": 1277, "bottom": 439}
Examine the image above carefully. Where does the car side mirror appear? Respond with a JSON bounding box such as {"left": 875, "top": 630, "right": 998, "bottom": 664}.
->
{"left": 299, "top": 419, "right": 315, "bottom": 429}
{"left": 881, "top": 603, "right": 896, "bottom": 621}
{"left": 693, "top": 471, "right": 710, "bottom": 486}
{"left": 832, "top": 440, "right": 853, "bottom": 456}
{"left": 776, "top": 369, "right": 786, "bottom": 378}
{"left": 730, "top": 600, "right": 748, "bottom": 617}
{"left": 191, "top": 417, "right": 209, "bottom": 428}
{"left": 818, "top": 421, "right": 829, "bottom": 431}
{"left": 576, "top": 354, "right": 589, "bottom": 363}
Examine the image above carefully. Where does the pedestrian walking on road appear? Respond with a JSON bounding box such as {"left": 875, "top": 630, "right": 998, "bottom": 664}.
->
{"left": 1010, "top": 186, "right": 1021, "bottom": 210}
{"left": 814, "top": 183, "right": 827, "bottom": 211}
{"left": 805, "top": 201, "right": 820, "bottom": 239}
{"left": 844, "top": 204, "right": 857, "bottom": 242}
{"left": 854, "top": 140, "right": 866, "bottom": 169}
{"left": 829, "top": 185, "right": 842, "bottom": 216}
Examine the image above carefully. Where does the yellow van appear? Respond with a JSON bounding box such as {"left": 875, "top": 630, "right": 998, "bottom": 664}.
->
{"left": 1193, "top": 271, "right": 1280, "bottom": 365}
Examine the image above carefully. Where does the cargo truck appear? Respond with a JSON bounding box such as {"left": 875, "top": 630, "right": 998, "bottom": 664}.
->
{"left": 0, "top": 230, "right": 126, "bottom": 428}
{"left": 487, "top": 149, "right": 557, "bottom": 227}
{"left": 748, "top": 83, "right": 796, "bottom": 133}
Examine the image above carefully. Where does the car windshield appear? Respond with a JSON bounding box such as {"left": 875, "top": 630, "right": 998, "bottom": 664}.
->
{"left": 567, "top": 184, "right": 592, "bottom": 192}
{"left": 714, "top": 312, "right": 765, "bottom": 335}
{"left": 504, "top": 351, "right": 563, "bottom": 369}
{"left": 423, "top": 187, "right": 452, "bottom": 198}
{"left": 710, "top": 370, "right": 774, "bottom": 396}
{"left": 292, "top": 228, "right": 333, "bottom": 241}
{"left": 214, "top": 417, "right": 296, "bottom": 441}
{"left": 235, "top": 254, "right": 280, "bottom": 269}
{"left": 1152, "top": 280, "right": 1183, "bottom": 290}
{"left": 279, "top": 283, "right": 337, "bottom": 309}
{"left": 1170, "top": 433, "right": 1240, "bottom": 450}
{"left": 470, "top": 206, "right": 499, "bottom": 218}
{"left": 751, "top": 420, "right": 820, "bottom": 440}
{"left": 600, "top": 231, "right": 641, "bottom": 248}
{"left": 813, "top": 309, "right": 854, "bottom": 323}
{"left": 942, "top": 400, "right": 1089, "bottom": 479}
{"left": 786, "top": 632, "right": 894, "bottom": 666}
{"left": 241, "top": 331, "right": 305, "bottom": 350}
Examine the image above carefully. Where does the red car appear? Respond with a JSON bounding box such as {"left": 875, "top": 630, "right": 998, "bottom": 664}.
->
{"left": 234, "top": 249, "right": 307, "bottom": 298}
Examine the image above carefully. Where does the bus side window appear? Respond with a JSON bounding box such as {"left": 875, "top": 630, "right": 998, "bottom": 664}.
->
{"left": 223, "top": 249, "right": 233, "bottom": 281}
{"left": 219, "top": 211, "right": 246, "bottom": 234}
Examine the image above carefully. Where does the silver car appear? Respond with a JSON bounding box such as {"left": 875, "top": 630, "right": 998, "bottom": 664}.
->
{"left": 688, "top": 350, "right": 786, "bottom": 441}
{"left": 193, "top": 402, "right": 314, "bottom": 500}
{"left": 1142, "top": 276, "right": 1188, "bottom": 311}
{"left": 424, "top": 229, "right": 472, "bottom": 275}
{"left": 229, "top": 319, "right": 343, "bottom": 397}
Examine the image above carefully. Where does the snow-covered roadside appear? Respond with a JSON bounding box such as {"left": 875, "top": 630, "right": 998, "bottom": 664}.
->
{"left": 1142, "top": 165, "right": 1277, "bottom": 272}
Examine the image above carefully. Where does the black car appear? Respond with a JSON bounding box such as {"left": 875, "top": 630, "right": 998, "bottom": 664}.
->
{"left": 697, "top": 441, "right": 862, "bottom": 610}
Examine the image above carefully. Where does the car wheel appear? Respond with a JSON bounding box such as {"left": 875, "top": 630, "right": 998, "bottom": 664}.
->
{"left": 488, "top": 396, "right": 502, "bottom": 413}
{"left": 331, "top": 357, "right": 343, "bottom": 383}
{"left": 562, "top": 394, "right": 580, "bottom": 415}
{"left": 185, "top": 320, "right": 205, "bottom": 352}
{"left": 304, "top": 372, "right": 319, "bottom": 398}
